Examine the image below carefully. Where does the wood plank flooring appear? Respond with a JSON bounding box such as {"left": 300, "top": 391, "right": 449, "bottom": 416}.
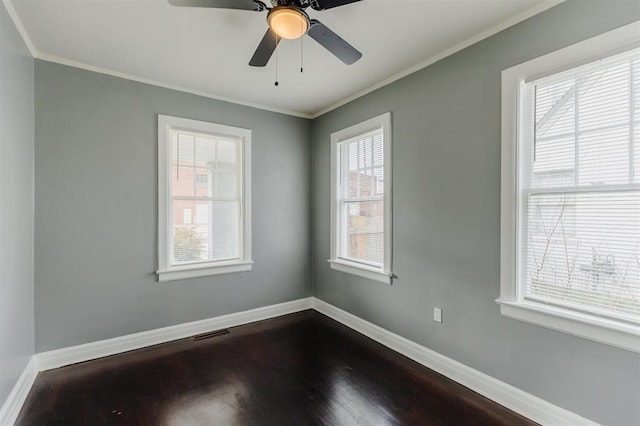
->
{"left": 16, "top": 310, "right": 535, "bottom": 425}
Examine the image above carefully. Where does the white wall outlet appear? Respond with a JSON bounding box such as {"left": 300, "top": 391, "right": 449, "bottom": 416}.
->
{"left": 433, "top": 307, "right": 442, "bottom": 323}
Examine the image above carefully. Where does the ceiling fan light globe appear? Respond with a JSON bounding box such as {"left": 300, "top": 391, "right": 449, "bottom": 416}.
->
{"left": 267, "top": 7, "right": 309, "bottom": 40}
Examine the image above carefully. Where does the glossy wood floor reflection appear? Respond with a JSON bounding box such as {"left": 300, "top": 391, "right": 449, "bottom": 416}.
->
{"left": 17, "top": 311, "right": 535, "bottom": 425}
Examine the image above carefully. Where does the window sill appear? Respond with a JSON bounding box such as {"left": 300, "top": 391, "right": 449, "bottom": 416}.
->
{"left": 157, "top": 260, "right": 253, "bottom": 282}
{"left": 496, "top": 298, "right": 640, "bottom": 353}
{"left": 328, "top": 259, "right": 392, "bottom": 285}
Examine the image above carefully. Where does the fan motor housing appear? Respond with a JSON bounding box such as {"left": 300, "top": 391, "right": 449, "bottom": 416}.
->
{"left": 267, "top": 6, "right": 310, "bottom": 39}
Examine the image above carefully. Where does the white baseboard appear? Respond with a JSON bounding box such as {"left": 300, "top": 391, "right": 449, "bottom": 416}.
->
{"left": 0, "top": 356, "right": 38, "bottom": 426}
{"left": 2, "top": 296, "right": 595, "bottom": 426}
{"left": 311, "top": 298, "right": 597, "bottom": 426}
{"left": 37, "top": 297, "right": 313, "bottom": 371}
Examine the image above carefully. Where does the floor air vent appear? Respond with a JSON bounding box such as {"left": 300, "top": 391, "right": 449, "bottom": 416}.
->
{"left": 192, "top": 328, "right": 230, "bottom": 341}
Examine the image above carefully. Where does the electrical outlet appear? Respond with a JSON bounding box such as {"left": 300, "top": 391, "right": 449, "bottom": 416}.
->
{"left": 433, "top": 307, "right": 442, "bottom": 323}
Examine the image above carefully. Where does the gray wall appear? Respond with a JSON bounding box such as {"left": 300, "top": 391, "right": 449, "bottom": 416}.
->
{"left": 34, "top": 61, "right": 311, "bottom": 352}
{"left": 311, "top": 1, "right": 640, "bottom": 424}
{"left": 24, "top": 1, "right": 640, "bottom": 423}
{"left": 0, "top": 3, "right": 35, "bottom": 407}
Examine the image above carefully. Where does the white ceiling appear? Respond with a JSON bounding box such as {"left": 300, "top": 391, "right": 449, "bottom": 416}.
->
{"left": 7, "top": 0, "right": 561, "bottom": 117}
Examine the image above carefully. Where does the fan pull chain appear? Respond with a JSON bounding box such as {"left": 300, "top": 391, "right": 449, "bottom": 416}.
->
{"left": 274, "top": 36, "right": 279, "bottom": 87}
{"left": 300, "top": 20, "right": 304, "bottom": 73}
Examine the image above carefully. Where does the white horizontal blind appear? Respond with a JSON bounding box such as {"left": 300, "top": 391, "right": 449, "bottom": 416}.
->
{"left": 338, "top": 128, "right": 384, "bottom": 267}
{"left": 171, "top": 129, "right": 242, "bottom": 265}
{"left": 522, "top": 48, "right": 640, "bottom": 322}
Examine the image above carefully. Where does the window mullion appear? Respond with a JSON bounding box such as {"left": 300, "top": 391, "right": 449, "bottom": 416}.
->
{"left": 192, "top": 135, "right": 196, "bottom": 197}
{"left": 370, "top": 137, "right": 374, "bottom": 193}
{"left": 343, "top": 196, "right": 384, "bottom": 202}
{"left": 524, "top": 183, "right": 640, "bottom": 196}
{"left": 574, "top": 76, "right": 580, "bottom": 186}
{"left": 356, "top": 141, "right": 361, "bottom": 199}
{"left": 339, "top": 142, "right": 347, "bottom": 258}
{"left": 630, "top": 59, "right": 636, "bottom": 184}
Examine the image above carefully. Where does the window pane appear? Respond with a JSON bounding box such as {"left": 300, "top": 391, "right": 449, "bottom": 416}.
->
{"left": 170, "top": 132, "right": 242, "bottom": 265}
{"left": 532, "top": 135, "right": 575, "bottom": 187}
{"left": 172, "top": 199, "right": 239, "bottom": 264}
{"left": 173, "top": 224, "right": 205, "bottom": 263}
{"left": 348, "top": 142, "right": 358, "bottom": 171}
{"left": 346, "top": 168, "right": 359, "bottom": 198}
{"left": 173, "top": 200, "right": 206, "bottom": 263}
{"left": 635, "top": 58, "right": 640, "bottom": 123}
{"left": 210, "top": 201, "right": 240, "bottom": 260}
{"left": 526, "top": 191, "right": 640, "bottom": 319}
{"left": 172, "top": 133, "right": 195, "bottom": 197}
{"left": 343, "top": 200, "right": 384, "bottom": 266}
{"left": 358, "top": 139, "right": 367, "bottom": 169}
{"left": 215, "top": 167, "right": 237, "bottom": 199}
{"left": 535, "top": 78, "right": 575, "bottom": 140}
{"left": 174, "top": 133, "right": 195, "bottom": 163}
{"left": 342, "top": 132, "right": 384, "bottom": 199}
{"left": 635, "top": 126, "right": 640, "bottom": 184}
{"left": 195, "top": 135, "right": 216, "bottom": 165}
{"left": 529, "top": 49, "right": 638, "bottom": 189}
{"left": 373, "top": 134, "right": 384, "bottom": 167}
{"left": 362, "top": 137, "right": 372, "bottom": 168}
{"left": 217, "top": 139, "right": 237, "bottom": 164}
{"left": 339, "top": 128, "right": 385, "bottom": 265}
{"left": 373, "top": 167, "right": 384, "bottom": 195}
{"left": 195, "top": 204, "right": 208, "bottom": 224}
{"left": 578, "top": 126, "right": 629, "bottom": 185}
{"left": 578, "top": 62, "right": 629, "bottom": 133}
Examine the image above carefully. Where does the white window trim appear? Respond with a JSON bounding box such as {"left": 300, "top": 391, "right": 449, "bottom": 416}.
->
{"left": 157, "top": 115, "right": 252, "bottom": 282}
{"left": 329, "top": 112, "right": 393, "bottom": 285}
{"left": 498, "top": 21, "right": 640, "bottom": 353}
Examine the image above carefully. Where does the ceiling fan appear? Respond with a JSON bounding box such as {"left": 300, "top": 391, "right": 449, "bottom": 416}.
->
{"left": 168, "top": 0, "right": 362, "bottom": 67}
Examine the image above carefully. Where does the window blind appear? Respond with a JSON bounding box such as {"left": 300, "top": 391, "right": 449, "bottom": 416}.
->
{"left": 171, "top": 129, "right": 241, "bottom": 265}
{"left": 522, "top": 48, "right": 640, "bottom": 322}
{"left": 339, "top": 128, "right": 384, "bottom": 267}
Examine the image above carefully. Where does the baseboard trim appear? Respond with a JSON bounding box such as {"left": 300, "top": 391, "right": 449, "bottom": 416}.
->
{"left": 311, "top": 297, "right": 597, "bottom": 426}
{"left": 0, "top": 356, "right": 38, "bottom": 426}
{"left": 37, "top": 297, "right": 313, "bottom": 371}
{"left": 4, "top": 296, "right": 595, "bottom": 425}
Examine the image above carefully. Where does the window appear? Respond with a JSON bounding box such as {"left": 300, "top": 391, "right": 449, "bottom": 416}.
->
{"left": 195, "top": 173, "right": 208, "bottom": 186}
{"left": 499, "top": 22, "right": 640, "bottom": 352}
{"left": 329, "top": 112, "right": 392, "bottom": 284}
{"left": 157, "top": 115, "right": 252, "bottom": 281}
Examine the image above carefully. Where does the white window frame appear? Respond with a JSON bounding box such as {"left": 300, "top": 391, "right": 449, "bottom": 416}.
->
{"left": 329, "top": 112, "right": 392, "bottom": 284}
{"left": 157, "top": 115, "right": 252, "bottom": 282}
{"left": 498, "top": 22, "right": 640, "bottom": 353}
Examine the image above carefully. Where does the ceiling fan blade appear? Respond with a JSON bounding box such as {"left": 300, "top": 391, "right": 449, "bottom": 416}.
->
{"left": 249, "top": 29, "right": 281, "bottom": 67}
{"left": 309, "top": 0, "right": 361, "bottom": 11}
{"left": 307, "top": 20, "right": 362, "bottom": 65}
{"left": 167, "top": 0, "right": 264, "bottom": 11}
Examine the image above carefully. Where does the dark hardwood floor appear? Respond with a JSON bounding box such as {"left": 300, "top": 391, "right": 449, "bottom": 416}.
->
{"left": 17, "top": 311, "right": 535, "bottom": 425}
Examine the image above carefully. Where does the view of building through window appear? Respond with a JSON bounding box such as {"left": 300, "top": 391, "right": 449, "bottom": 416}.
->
{"left": 523, "top": 48, "right": 640, "bottom": 320}
{"left": 171, "top": 130, "right": 241, "bottom": 264}
{"left": 340, "top": 130, "right": 384, "bottom": 266}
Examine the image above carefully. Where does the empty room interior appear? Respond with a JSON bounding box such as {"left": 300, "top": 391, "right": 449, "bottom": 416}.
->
{"left": 1, "top": 0, "right": 639, "bottom": 424}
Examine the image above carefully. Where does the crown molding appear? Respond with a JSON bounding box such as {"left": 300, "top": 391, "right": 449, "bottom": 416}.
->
{"left": 3, "top": 0, "right": 565, "bottom": 119}
{"left": 310, "top": 0, "right": 565, "bottom": 118}
{"left": 35, "top": 52, "right": 313, "bottom": 119}
{"left": 2, "top": 0, "right": 37, "bottom": 56}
